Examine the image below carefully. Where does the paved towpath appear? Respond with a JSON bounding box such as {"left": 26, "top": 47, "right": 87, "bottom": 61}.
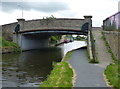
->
{"left": 67, "top": 48, "right": 107, "bottom": 87}
{"left": 67, "top": 28, "right": 112, "bottom": 87}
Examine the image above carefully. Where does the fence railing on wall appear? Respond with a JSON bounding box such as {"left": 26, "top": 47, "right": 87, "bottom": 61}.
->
{"left": 103, "top": 12, "right": 120, "bottom": 31}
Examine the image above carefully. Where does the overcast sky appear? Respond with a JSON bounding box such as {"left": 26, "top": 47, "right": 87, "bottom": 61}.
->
{"left": 0, "top": 0, "right": 119, "bottom": 26}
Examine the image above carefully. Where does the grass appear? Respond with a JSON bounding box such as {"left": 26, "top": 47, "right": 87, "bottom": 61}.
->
{"left": 101, "top": 32, "right": 120, "bottom": 89}
{"left": 0, "top": 37, "right": 17, "bottom": 47}
{"left": 104, "top": 61, "right": 120, "bottom": 89}
{"left": 40, "top": 50, "right": 74, "bottom": 88}
{"left": 0, "top": 37, "right": 21, "bottom": 52}
{"left": 40, "top": 61, "right": 73, "bottom": 87}
{"left": 63, "top": 51, "right": 73, "bottom": 61}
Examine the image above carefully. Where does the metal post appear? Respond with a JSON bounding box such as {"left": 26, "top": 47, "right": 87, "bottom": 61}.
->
{"left": 18, "top": 2, "right": 23, "bottom": 18}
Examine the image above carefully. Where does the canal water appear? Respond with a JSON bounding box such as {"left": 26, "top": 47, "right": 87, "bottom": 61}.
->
{"left": 2, "top": 41, "right": 86, "bottom": 87}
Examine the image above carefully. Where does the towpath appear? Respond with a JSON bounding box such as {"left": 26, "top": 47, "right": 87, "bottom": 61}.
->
{"left": 67, "top": 28, "right": 112, "bottom": 87}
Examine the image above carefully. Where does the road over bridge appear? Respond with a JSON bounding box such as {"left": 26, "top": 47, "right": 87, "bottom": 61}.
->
{"left": 2, "top": 15, "right": 92, "bottom": 50}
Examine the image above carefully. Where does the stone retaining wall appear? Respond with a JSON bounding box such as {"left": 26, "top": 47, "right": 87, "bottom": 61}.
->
{"left": 2, "top": 47, "right": 15, "bottom": 54}
{"left": 103, "top": 31, "right": 120, "bottom": 61}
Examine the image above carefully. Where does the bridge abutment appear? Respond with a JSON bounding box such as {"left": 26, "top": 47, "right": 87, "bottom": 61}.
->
{"left": 84, "top": 16, "right": 92, "bottom": 30}
{"left": 13, "top": 34, "right": 49, "bottom": 51}
{"left": 17, "top": 18, "right": 25, "bottom": 31}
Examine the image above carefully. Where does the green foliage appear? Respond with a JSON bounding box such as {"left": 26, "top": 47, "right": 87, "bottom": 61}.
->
{"left": 43, "top": 15, "right": 56, "bottom": 20}
{"left": 0, "top": 37, "right": 21, "bottom": 52}
{"left": 102, "top": 32, "right": 119, "bottom": 89}
{"left": 0, "top": 37, "right": 16, "bottom": 47}
{"left": 66, "top": 35, "right": 72, "bottom": 38}
{"left": 104, "top": 61, "right": 120, "bottom": 89}
{"left": 40, "top": 61, "right": 73, "bottom": 87}
{"left": 75, "top": 36, "right": 86, "bottom": 41}
{"left": 50, "top": 36, "right": 57, "bottom": 41}
{"left": 49, "top": 35, "right": 62, "bottom": 44}
{"left": 63, "top": 51, "right": 73, "bottom": 61}
{"left": 40, "top": 49, "right": 74, "bottom": 87}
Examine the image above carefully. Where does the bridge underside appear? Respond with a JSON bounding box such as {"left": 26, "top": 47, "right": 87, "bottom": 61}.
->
{"left": 13, "top": 29, "right": 88, "bottom": 51}
{"left": 17, "top": 29, "right": 88, "bottom": 36}
{"left": 13, "top": 34, "right": 49, "bottom": 51}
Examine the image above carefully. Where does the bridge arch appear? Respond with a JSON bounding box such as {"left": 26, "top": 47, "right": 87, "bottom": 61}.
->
{"left": 2, "top": 16, "right": 92, "bottom": 50}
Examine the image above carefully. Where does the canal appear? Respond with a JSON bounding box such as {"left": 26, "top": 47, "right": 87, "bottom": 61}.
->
{"left": 2, "top": 41, "right": 86, "bottom": 87}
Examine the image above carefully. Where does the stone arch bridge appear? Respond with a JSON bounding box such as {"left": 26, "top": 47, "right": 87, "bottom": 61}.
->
{"left": 2, "top": 16, "right": 92, "bottom": 50}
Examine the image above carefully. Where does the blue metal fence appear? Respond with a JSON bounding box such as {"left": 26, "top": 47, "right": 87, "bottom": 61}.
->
{"left": 103, "top": 12, "right": 120, "bottom": 31}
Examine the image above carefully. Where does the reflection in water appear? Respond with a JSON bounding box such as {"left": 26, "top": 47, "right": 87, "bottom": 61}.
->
{"left": 2, "top": 41, "right": 87, "bottom": 87}
{"left": 64, "top": 41, "right": 87, "bottom": 55}
{"left": 2, "top": 47, "right": 63, "bottom": 87}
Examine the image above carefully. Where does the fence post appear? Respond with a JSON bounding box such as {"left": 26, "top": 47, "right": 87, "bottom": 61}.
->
{"left": 90, "top": 30, "right": 96, "bottom": 62}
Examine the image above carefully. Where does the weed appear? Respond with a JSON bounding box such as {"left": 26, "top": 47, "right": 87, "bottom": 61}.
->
{"left": 102, "top": 32, "right": 119, "bottom": 89}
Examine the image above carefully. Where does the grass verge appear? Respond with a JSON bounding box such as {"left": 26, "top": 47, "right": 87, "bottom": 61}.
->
{"left": 102, "top": 32, "right": 120, "bottom": 89}
{"left": 40, "top": 61, "right": 73, "bottom": 87}
{"left": 40, "top": 50, "right": 74, "bottom": 87}
{"left": 104, "top": 61, "right": 120, "bottom": 89}
{"left": 63, "top": 51, "right": 73, "bottom": 61}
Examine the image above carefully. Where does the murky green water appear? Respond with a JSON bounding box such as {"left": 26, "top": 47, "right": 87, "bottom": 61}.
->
{"left": 2, "top": 47, "right": 63, "bottom": 87}
{"left": 2, "top": 41, "right": 86, "bottom": 87}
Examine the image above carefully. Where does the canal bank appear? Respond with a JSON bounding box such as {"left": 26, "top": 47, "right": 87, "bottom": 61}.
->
{"left": 2, "top": 41, "right": 86, "bottom": 88}
{"left": 40, "top": 40, "right": 110, "bottom": 87}
{"left": 2, "top": 36, "right": 114, "bottom": 88}
{"left": 40, "top": 41, "right": 87, "bottom": 87}
{"left": 0, "top": 37, "right": 21, "bottom": 54}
